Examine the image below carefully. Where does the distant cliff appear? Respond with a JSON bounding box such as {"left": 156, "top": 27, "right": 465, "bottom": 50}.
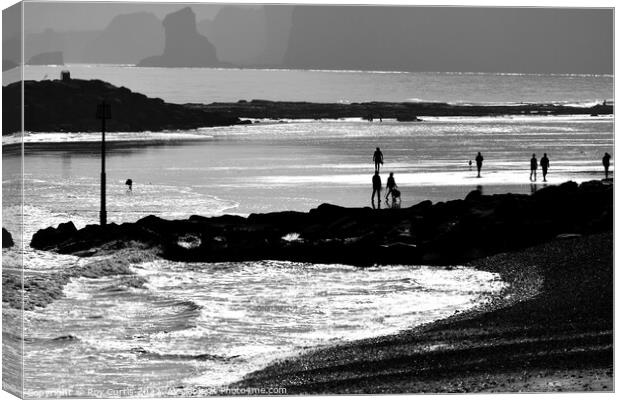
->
{"left": 24, "top": 28, "right": 100, "bottom": 63}
{"left": 138, "top": 7, "right": 222, "bottom": 68}
{"left": 82, "top": 12, "right": 163, "bottom": 64}
{"left": 27, "top": 51, "right": 64, "bottom": 65}
{"left": 283, "top": 6, "right": 613, "bottom": 74}
{"left": 2, "top": 78, "right": 245, "bottom": 135}
{"left": 198, "top": 6, "right": 266, "bottom": 66}
{"left": 255, "top": 5, "right": 294, "bottom": 66}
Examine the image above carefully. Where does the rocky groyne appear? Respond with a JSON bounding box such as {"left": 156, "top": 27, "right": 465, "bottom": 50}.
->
{"left": 31, "top": 180, "right": 612, "bottom": 266}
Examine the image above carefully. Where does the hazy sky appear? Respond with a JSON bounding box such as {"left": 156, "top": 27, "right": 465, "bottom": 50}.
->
{"left": 22, "top": 2, "right": 225, "bottom": 32}
{"left": 6, "top": 2, "right": 614, "bottom": 74}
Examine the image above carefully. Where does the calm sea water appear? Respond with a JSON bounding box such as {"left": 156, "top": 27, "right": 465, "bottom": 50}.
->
{"left": 3, "top": 64, "right": 614, "bottom": 104}
{"left": 2, "top": 66, "right": 613, "bottom": 396}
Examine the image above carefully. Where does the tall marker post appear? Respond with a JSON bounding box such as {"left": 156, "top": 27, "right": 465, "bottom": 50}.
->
{"left": 96, "top": 101, "right": 111, "bottom": 226}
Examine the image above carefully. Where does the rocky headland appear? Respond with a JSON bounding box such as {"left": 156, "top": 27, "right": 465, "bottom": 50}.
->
{"left": 2, "top": 78, "right": 246, "bottom": 135}
{"left": 2, "top": 77, "right": 611, "bottom": 135}
{"left": 30, "top": 180, "right": 612, "bottom": 266}
{"left": 198, "top": 99, "right": 612, "bottom": 120}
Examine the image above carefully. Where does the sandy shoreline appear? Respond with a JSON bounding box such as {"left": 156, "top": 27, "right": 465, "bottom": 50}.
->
{"left": 234, "top": 232, "right": 613, "bottom": 393}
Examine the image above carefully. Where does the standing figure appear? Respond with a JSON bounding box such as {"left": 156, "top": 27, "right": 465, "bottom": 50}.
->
{"left": 602, "top": 152, "right": 611, "bottom": 179}
{"left": 385, "top": 172, "right": 398, "bottom": 203}
{"left": 540, "top": 153, "right": 550, "bottom": 182}
{"left": 371, "top": 171, "right": 382, "bottom": 209}
{"left": 529, "top": 154, "right": 538, "bottom": 182}
{"left": 373, "top": 147, "right": 384, "bottom": 172}
{"left": 125, "top": 178, "right": 133, "bottom": 192}
{"left": 468, "top": 160, "right": 472, "bottom": 171}
{"left": 475, "top": 152, "right": 484, "bottom": 178}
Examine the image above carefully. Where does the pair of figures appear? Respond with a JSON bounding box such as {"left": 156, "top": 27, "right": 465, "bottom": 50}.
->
{"left": 529, "top": 153, "right": 550, "bottom": 182}
{"left": 372, "top": 171, "right": 399, "bottom": 209}
{"left": 372, "top": 147, "right": 400, "bottom": 209}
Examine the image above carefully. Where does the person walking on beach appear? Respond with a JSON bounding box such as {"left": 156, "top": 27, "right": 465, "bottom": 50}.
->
{"left": 530, "top": 154, "right": 538, "bottom": 182}
{"left": 475, "top": 152, "right": 484, "bottom": 178}
{"left": 540, "top": 153, "right": 550, "bottom": 182}
{"left": 602, "top": 152, "right": 611, "bottom": 179}
{"left": 385, "top": 172, "right": 398, "bottom": 200}
{"left": 373, "top": 147, "right": 384, "bottom": 172}
{"left": 371, "top": 171, "right": 382, "bottom": 209}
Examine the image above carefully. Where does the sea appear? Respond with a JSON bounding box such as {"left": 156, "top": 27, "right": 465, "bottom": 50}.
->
{"left": 2, "top": 65, "right": 613, "bottom": 396}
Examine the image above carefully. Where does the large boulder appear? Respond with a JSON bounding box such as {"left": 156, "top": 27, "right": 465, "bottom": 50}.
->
{"left": 30, "top": 221, "right": 77, "bottom": 250}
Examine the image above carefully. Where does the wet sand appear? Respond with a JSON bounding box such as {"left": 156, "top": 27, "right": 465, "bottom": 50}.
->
{"left": 235, "top": 232, "right": 612, "bottom": 393}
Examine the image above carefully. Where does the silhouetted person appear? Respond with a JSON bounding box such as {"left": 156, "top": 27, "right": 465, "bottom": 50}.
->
{"left": 475, "top": 152, "right": 483, "bottom": 177}
{"left": 385, "top": 172, "right": 398, "bottom": 202}
{"left": 529, "top": 154, "right": 538, "bottom": 182}
{"left": 125, "top": 178, "right": 133, "bottom": 192}
{"left": 602, "top": 152, "right": 611, "bottom": 179}
{"left": 468, "top": 160, "right": 472, "bottom": 171}
{"left": 371, "top": 171, "right": 382, "bottom": 209}
{"left": 373, "top": 147, "right": 384, "bottom": 172}
{"left": 540, "top": 153, "right": 549, "bottom": 182}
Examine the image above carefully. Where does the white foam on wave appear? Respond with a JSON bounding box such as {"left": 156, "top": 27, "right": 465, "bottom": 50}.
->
{"left": 3, "top": 130, "right": 215, "bottom": 146}
{"left": 133, "top": 260, "right": 505, "bottom": 387}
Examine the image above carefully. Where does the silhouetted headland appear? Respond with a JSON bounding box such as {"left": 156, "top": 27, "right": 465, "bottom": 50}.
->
{"left": 3, "top": 78, "right": 612, "bottom": 135}
{"left": 2, "top": 78, "right": 246, "bottom": 135}
{"left": 31, "top": 180, "right": 612, "bottom": 266}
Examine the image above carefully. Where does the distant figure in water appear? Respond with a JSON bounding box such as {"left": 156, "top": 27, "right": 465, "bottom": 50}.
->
{"left": 475, "top": 152, "right": 484, "bottom": 177}
{"left": 371, "top": 171, "right": 382, "bottom": 209}
{"left": 530, "top": 154, "right": 538, "bottom": 182}
{"left": 602, "top": 152, "right": 611, "bottom": 179}
{"left": 468, "top": 160, "right": 472, "bottom": 171}
{"left": 125, "top": 178, "right": 133, "bottom": 192}
{"left": 540, "top": 153, "right": 550, "bottom": 182}
{"left": 373, "top": 147, "right": 384, "bottom": 172}
{"left": 385, "top": 172, "right": 399, "bottom": 205}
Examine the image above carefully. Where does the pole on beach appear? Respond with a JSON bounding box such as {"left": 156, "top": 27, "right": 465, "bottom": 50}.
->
{"left": 96, "top": 101, "right": 111, "bottom": 226}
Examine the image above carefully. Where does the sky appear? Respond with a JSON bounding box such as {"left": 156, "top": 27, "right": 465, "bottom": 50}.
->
{"left": 3, "top": 1, "right": 615, "bottom": 74}
{"left": 21, "top": 2, "right": 224, "bottom": 32}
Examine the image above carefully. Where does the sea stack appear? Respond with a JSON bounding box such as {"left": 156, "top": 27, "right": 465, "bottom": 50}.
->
{"left": 138, "top": 7, "right": 220, "bottom": 68}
